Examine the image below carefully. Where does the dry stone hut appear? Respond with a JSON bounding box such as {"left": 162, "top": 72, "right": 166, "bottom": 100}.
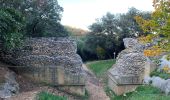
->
{"left": 108, "top": 38, "right": 155, "bottom": 95}
{"left": 1, "top": 37, "right": 85, "bottom": 95}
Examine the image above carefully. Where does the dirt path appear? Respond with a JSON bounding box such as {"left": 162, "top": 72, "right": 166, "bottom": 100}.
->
{"left": 83, "top": 64, "right": 110, "bottom": 100}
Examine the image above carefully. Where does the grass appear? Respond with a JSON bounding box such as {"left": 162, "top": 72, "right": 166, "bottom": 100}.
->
{"left": 86, "top": 59, "right": 170, "bottom": 100}
{"left": 36, "top": 91, "right": 67, "bottom": 100}
{"left": 86, "top": 59, "right": 116, "bottom": 77}
{"left": 36, "top": 89, "right": 89, "bottom": 100}
{"left": 106, "top": 85, "right": 170, "bottom": 100}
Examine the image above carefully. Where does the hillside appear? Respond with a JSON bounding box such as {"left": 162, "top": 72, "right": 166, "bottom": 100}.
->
{"left": 65, "top": 26, "right": 89, "bottom": 36}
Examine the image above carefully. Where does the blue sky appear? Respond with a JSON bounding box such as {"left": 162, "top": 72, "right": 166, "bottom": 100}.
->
{"left": 58, "top": 0, "right": 154, "bottom": 30}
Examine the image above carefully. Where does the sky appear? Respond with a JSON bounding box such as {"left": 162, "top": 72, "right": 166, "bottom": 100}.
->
{"left": 58, "top": 0, "right": 154, "bottom": 30}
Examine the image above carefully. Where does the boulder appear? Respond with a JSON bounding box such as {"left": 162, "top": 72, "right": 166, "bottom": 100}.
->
{"left": 0, "top": 68, "right": 19, "bottom": 99}
{"left": 144, "top": 76, "right": 170, "bottom": 95}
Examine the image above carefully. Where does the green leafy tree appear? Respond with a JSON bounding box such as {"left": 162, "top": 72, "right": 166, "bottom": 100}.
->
{"left": 118, "top": 7, "right": 151, "bottom": 37}
{"left": 0, "top": 0, "right": 69, "bottom": 37}
{"left": 24, "top": 0, "right": 68, "bottom": 37}
{"left": 83, "top": 8, "right": 151, "bottom": 60}
{"left": 135, "top": 0, "right": 170, "bottom": 53}
{"left": 0, "top": 8, "right": 25, "bottom": 50}
{"left": 96, "top": 46, "right": 106, "bottom": 59}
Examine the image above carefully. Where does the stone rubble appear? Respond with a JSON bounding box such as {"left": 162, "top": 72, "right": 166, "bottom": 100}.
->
{"left": 144, "top": 76, "right": 170, "bottom": 95}
{"left": 109, "top": 38, "right": 148, "bottom": 84}
{"left": 108, "top": 38, "right": 154, "bottom": 95}
{"left": 1, "top": 37, "right": 85, "bottom": 95}
{"left": 0, "top": 70, "right": 19, "bottom": 99}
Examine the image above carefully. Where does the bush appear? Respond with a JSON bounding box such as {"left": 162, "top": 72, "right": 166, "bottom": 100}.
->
{"left": 0, "top": 8, "right": 25, "bottom": 50}
{"left": 150, "top": 69, "right": 170, "bottom": 79}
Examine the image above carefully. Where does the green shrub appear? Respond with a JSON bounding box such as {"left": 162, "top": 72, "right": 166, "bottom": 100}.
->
{"left": 150, "top": 69, "right": 170, "bottom": 79}
{"left": 166, "top": 54, "right": 170, "bottom": 61}
{"left": 0, "top": 8, "right": 25, "bottom": 50}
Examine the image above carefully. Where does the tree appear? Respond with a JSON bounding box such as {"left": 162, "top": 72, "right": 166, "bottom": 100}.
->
{"left": 24, "top": 0, "right": 68, "bottom": 37}
{"left": 135, "top": 1, "right": 170, "bottom": 56}
{"left": 84, "top": 8, "right": 151, "bottom": 60}
{"left": 0, "top": 8, "right": 25, "bottom": 50}
{"left": 118, "top": 7, "right": 151, "bottom": 37}
{"left": 0, "top": 0, "right": 69, "bottom": 37}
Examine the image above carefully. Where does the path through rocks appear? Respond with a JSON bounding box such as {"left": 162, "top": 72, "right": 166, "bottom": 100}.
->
{"left": 83, "top": 64, "right": 110, "bottom": 100}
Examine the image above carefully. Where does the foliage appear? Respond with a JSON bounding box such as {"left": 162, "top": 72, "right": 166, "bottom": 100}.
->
{"left": 24, "top": 0, "right": 69, "bottom": 37}
{"left": 90, "top": 8, "right": 151, "bottom": 38}
{"left": 36, "top": 91, "right": 67, "bottom": 100}
{"left": 162, "top": 65, "right": 170, "bottom": 73}
{"left": 0, "top": 8, "right": 25, "bottom": 50}
{"left": 96, "top": 46, "right": 106, "bottom": 59}
{"left": 85, "top": 31, "right": 123, "bottom": 60}
{"left": 86, "top": 59, "right": 115, "bottom": 77}
{"left": 84, "top": 8, "right": 151, "bottom": 60}
{"left": 138, "top": 34, "right": 156, "bottom": 44}
{"left": 135, "top": 0, "right": 170, "bottom": 56}
{"left": 144, "top": 45, "right": 163, "bottom": 57}
{"left": 151, "top": 69, "right": 170, "bottom": 79}
{"left": 0, "top": 0, "right": 69, "bottom": 37}
{"left": 166, "top": 54, "right": 170, "bottom": 61}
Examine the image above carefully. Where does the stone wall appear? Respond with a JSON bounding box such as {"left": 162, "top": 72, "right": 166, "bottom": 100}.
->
{"left": 108, "top": 38, "right": 154, "bottom": 95}
{"left": 1, "top": 37, "right": 85, "bottom": 95}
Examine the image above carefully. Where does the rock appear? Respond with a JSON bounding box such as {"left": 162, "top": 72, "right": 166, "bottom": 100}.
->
{"left": 159, "top": 55, "right": 170, "bottom": 70}
{"left": 123, "top": 38, "right": 144, "bottom": 52}
{"left": 146, "top": 76, "right": 170, "bottom": 95}
{"left": 143, "top": 76, "right": 152, "bottom": 84}
{"left": 111, "top": 53, "right": 147, "bottom": 76}
{"left": 0, "top": 68, "right": 19, "bottom": 99}
{"left": 108, "top": 38, "right": 152, "bottom": 95}
{"left": 1, "top": 37, "right": 85, "bottom": 95}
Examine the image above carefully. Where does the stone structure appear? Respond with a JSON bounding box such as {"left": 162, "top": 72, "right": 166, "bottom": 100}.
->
{"left": 1, "top": 37, "right": 85, "bottom": 95}
{"left": 0, "top": 67, "right": 19, "bottom": 98}
{"left": 108, "top": 38, "right": 155, "bottom": 95}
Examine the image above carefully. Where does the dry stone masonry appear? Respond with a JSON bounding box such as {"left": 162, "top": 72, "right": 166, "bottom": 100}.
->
{"left": 0, "top": 67, "right": 19, "bottom": 99}
{"left": 1, "top": 37, "right": 85, "bottom": 95}
{"left": 108, "top": 38, "right": 155, "bottom": 95}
